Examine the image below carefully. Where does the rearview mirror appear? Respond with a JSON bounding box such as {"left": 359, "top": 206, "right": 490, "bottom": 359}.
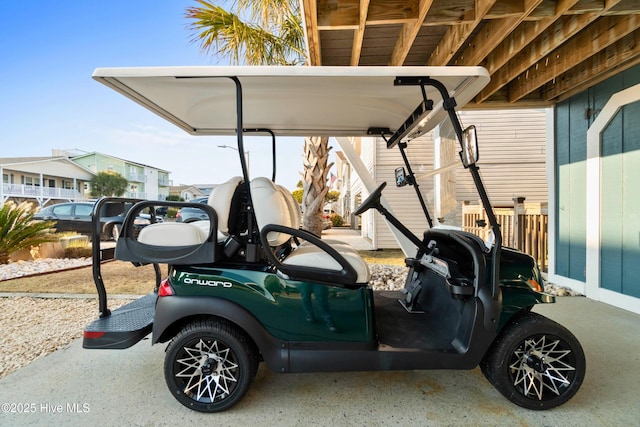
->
{"left": 461, "top": 125, "right": 479, "bottom": 168}
{"left": 395, "top": 167, "right": 408, "bottom": 187}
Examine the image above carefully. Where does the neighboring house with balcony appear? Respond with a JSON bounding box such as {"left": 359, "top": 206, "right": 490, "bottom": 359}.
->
{"left": 0, "top": 156, "right": 95, "bottom": 207}
{"left": 66, "top": 151, "right": 170, "bottom": 200}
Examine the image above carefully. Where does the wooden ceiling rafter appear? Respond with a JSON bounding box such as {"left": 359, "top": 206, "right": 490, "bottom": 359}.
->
{"left": 476, "top": 0, "right": 582, "bottom": 101}
{"left": 476, "top": 11, "right": 604, "bottom": 102}
{"left": 453, "top": 0, "right": 543, "bottom": 68}
{"left": 508, "top": 14, "right": 639, "bottom": 102}
{"left": 302, "top": 0, "right": 640, "bottom": 106}
{"left": 543, "top": 28, "right": 640, "bottom": 101}
{"left": 426, "top": 0, "right": 497, "bottom": 66}
{"left": 302, "top": 0, "right": 322, "bottom": 65}
{"left": 351, "top": 0, "right": 371, "bottom": 65}
{"left": 389, "top": 0, "right": 436, "bottom": 66}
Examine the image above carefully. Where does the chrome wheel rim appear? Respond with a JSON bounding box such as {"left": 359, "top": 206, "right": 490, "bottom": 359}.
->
{"left": 174, "top": 338, "right": 239, "bottom": 404}
{"left": 508, "top": 334, "right": 577, "bottom": 401}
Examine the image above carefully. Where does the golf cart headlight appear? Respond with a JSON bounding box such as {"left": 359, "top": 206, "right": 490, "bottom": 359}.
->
{"left": 518, "top": 274, "right": 544, "bottom": 292}
{"left": 527, "top": 278, "right": 543, "bottom": 292}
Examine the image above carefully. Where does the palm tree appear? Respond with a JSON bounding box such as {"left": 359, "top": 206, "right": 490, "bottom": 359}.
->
{"left": 186, "top": 0, "right": 332, "bottom": 236}
{"left": 0, "top": 202, "right": 57, "bottom": 264}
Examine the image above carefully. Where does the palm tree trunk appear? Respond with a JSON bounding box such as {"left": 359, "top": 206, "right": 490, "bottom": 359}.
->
{"left": 301, "top": 136, "right": 333, "bottom": 236}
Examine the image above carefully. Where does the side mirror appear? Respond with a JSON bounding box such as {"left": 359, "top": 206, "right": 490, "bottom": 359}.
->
{"left": 395, "top": 167, "right": 408, "bottom": 187}
{"left": 461, "top": 125, "right": 479, "bottom": 168}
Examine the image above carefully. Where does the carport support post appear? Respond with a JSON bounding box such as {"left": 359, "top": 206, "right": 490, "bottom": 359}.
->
{"left": 513, "top": 196, "right": 526, "bottom": 250}
{"left": 334, "top": 136, "right": 416, "bottom": 257}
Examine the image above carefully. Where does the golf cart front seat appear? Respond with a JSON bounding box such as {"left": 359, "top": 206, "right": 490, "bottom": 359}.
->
{"left": 115, "top": 176, "right": 244, "bottom": 265}
{"left": 251, "top": 177, "right": 370, "bottom": 287}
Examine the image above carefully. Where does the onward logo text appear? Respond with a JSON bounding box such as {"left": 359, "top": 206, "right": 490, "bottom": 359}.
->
{"left": 183, "top": 277, "right": 233, "bottom": 288}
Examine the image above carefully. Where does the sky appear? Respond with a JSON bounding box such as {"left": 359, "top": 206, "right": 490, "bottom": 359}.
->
{"left": 0, "top": 1, "right": 317, "bottom": 191}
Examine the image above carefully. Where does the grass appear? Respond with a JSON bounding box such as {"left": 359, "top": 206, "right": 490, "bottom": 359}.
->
{"left": 357, "top": 249, "right": 406, "bottom": 266}
{"left": 0, "top": 250, "right": 406, "bottom": 295}
{"left": 0, "top": 261, "right": 161, "bottom": 295}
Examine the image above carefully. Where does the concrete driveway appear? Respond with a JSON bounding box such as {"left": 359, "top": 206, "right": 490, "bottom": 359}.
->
{"left": 1, "top": 297, "right": 638, "bottom": 426}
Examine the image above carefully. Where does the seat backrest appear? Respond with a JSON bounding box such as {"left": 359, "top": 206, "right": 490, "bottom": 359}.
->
{"left": 208, "top": 176, "right": 243, "bottom": 237}
{"left": 251, "top": 177, "right": 292, "bottom": 246}
{"left": 278, "top": 185, "right": 302, "bottom": 229}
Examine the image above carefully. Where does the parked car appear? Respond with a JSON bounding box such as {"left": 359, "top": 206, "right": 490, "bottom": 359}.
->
{"left": 175, "top": 197, "right": 208, "bottom": 223}
{"left": 34, "top": 201, "right": 160, "bottom": 240}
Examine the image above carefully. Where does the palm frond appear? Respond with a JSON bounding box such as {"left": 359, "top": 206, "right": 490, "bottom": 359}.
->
{"left": 185, "top": 0, "right": 305, "bottom": 65}
{"left": 0, "top": 202, "right": 57, "bottom": 264}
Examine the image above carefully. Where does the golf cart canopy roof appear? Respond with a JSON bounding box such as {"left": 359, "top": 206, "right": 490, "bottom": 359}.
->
{"left": 93, "top": 66, "right": 489, "bottom": 138}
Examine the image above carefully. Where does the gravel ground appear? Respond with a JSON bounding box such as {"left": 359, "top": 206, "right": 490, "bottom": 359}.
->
{"left": 0, "top": 259, "right": 578, "bottom": 380}
{"left": 0, "top": 258, "right": 92, "bottom": 281}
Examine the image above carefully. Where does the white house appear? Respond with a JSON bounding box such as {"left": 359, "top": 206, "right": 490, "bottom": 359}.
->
{"left": 0, "top": 156, "right": 95, "bottom": 207}
{"left": 335, "top": 108, "right": 549, "bottom": 250}
{"left": 67, "top": 151, "right": 171, "bottom": 200}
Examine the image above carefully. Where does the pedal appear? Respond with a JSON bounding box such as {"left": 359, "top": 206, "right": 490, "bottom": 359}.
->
{"left": 398, "top": 298, "right": 425, "bottom": 313}
{"left": 399, "top": 277, "right": 424, "bottom": 313}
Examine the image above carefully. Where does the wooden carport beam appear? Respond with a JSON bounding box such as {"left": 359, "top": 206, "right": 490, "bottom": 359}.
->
{"left": 543, "top": 28, "right": 640, "bottom": 102}
{"left": 316, "top": 0, "right": 419, "bottom": 28}
{"left": 426, "top": 0, "right": 497, "bottom": 66}
{"left": 508, "top": 14, "right": 639, "bottom": 103}
{"left": 481, "top": 0, "right": 580, "bottom": 76}
{"left": 453, "top": 0, "right": 542, "bottom": 66}
{"left": 351, "top": 0, "right": 371, "bottom": 66}
{"left": 388, "top": 0, "right": 435, "bottom": 66}
{"left": 301, "top": 0, "right": 322, "bottom": 65}
{"left": 477, "top": 0, "right": 623, "bottom": 102}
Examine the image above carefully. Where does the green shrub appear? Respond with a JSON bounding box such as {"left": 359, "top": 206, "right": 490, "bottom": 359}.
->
{"left": 166, "top": 207, "right": 179, "bottom": 219}
{"left": 58, "top": 232, "right": 92, "bottom": 258}
{"left": 64, "top": 246, "right": 93, "bottom": 258}
{"left": 330, "top": 213, "right": 344, "bottom": 227}
{"left": 0, "top": 202, "right": 57, "bottom": 264}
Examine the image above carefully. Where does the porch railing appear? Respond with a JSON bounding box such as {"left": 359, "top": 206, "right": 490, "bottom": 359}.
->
{"left": 2, "top": 184, "right": 84, "bottom": 200}
{"left": 128, "top": 173, "right": 147, "bottom": 183}
{"left": 462, "top": 197, "right": 548, "bottom": 271}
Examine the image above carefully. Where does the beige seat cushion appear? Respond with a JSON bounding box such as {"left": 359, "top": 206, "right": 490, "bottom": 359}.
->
{"left": 137, "top": 176, "right": 243, "bottom": 247}
{"left": 283, "top": 244, "right": 371, "bottom": 283}
{"left": 138, "top": 222, "right": 207, "bottom": 246}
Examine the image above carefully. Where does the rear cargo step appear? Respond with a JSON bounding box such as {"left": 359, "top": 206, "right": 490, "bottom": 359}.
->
{"left": 83, "top": 293, "right": 157, "bottom": 349}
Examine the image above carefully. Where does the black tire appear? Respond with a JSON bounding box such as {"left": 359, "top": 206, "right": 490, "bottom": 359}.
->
{"left": 164, "top": 319, "right": 258, "bottom": 413}
{"left": 481, "top": 312, "right": 585, "bottom": 410}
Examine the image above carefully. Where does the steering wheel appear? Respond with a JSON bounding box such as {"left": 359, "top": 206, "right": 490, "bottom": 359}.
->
{"left": 353, "top": 182, "right": 387, "bottom": 216}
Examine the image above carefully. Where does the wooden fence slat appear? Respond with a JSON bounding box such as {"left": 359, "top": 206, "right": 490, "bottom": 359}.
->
{"left": 462, "top": 202, "right": 548, "bottom": 272}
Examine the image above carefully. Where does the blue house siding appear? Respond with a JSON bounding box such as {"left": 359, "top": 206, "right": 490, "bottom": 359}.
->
{"left": 555, "top": 63, "right": 640, "bottom": 298}
{"left": 600, "top": 99, "right": 640, "bottom": 298}
{"left": 555, "top": 92, "right": 587, "bottom": 282}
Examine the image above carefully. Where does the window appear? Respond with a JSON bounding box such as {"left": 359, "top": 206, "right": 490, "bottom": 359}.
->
{"left": 74, "top": 204, "right": 93, "bottom": 216}
{"left": 52, "top": 204, "right": 73, "bottom": 216}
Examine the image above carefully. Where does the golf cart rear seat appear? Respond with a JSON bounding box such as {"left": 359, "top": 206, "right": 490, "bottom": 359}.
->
{"left": 115, "top": 176, "right": 244, "bottom": 265}
{"left": 252, "top": 177, "right": 370, "bottom": 286}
